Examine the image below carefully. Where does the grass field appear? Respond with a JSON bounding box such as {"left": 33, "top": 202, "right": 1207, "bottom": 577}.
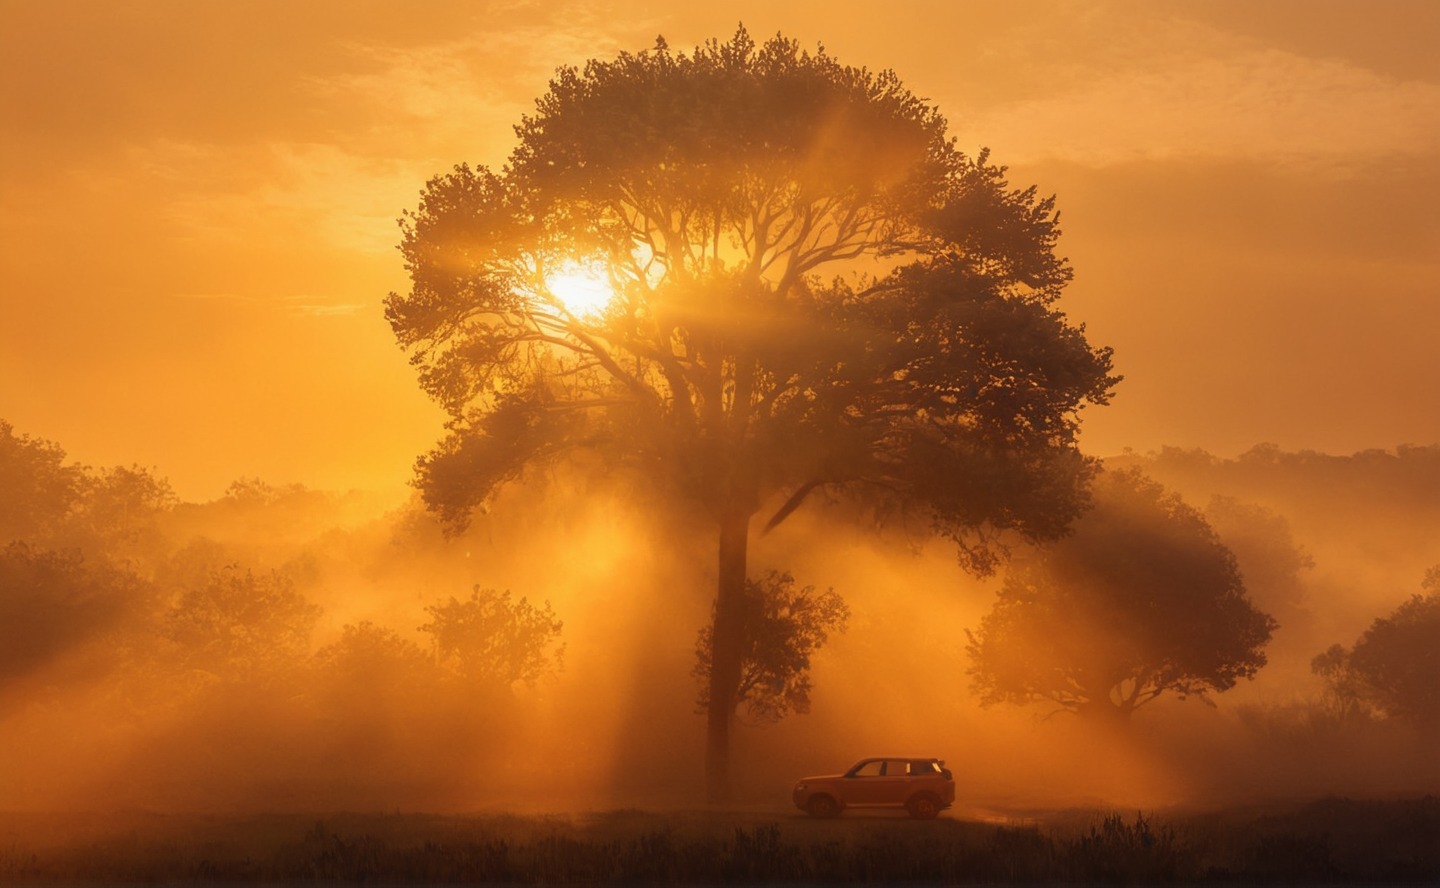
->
{"left": 1, "top": 797, "right": 1435, "bottom": 884}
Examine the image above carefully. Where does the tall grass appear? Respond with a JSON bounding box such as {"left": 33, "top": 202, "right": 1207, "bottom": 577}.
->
{"left": 2, "top": 797, "right": 1435, "bottom": 883}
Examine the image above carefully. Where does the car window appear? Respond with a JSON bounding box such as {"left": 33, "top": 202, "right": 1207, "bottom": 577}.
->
{"left": 852, "top": 760, "right": 883, "bottom": 777}
{"left": 883, "top": 760, "right": 910, "bottom": 776}
{"left": 910, "top": 760, "right": 939, "bottom": 775}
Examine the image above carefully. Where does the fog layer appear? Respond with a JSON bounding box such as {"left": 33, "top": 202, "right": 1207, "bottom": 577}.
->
{"left": 3, "top": 423, "right": 1436, "bottom": 813}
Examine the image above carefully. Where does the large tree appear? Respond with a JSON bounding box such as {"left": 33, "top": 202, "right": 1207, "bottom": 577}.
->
{"left": 967, "top": 469, "right": 1277, "bottom": 722}
{"left": 386, "top": 28, "right": 1117, "bottom": 799}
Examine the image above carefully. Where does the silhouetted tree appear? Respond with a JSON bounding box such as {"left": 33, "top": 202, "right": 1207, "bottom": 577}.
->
{"left": 311, "top": 620, "right": 444, "bottom": 727}
{"left": 694, "top": 570, "right": 849, "bottom": 723}
{"left": 420, "top": 587, "right": 563, "bottom": 689}
{"left": 162, "top": 566, "right": 321, "bottom": 685}
{"left": 0, "top": 542, "right": 149, "bottom": 705}
{"left": 1312, "top": 568, "right": 1440, "bottom": 737}
{"left": 71, "top": 464, "right": 177, "bottom": 559}
{"left": 0, "top": 420, "right": 175, "bottom": 562}
{"left": 967, "top": 469, "right": 1277, "bottom": 722}
{"left": 1129, "top": 444, "right": 1440, "bottom": 535}
{"left": 0, "top": 421, "right": 84, "bottom": 545}
{"left": 387, "top": 28, "right": 1116, "bottom": 798}
{"left": 315, "top": 621, "right": 433, "bottom": 681}
{"left": 306, "top": 620, "right": 499, "bottom": 804}
{"left": 1204, "top": 495, "right": 1313, "bottom": 624}
{"left": 1310, "top": 643, "right": 1378, "bottom": 726}
{"left": 210, "top": 477, "right": 339, "bottom": 541}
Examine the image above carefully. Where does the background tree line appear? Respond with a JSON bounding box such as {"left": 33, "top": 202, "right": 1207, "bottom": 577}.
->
{"left": 4, "top": 416, "right": 1436, "bottom": 808}
{"left": 0, "top": 419, "right": 566, "bottom": 808}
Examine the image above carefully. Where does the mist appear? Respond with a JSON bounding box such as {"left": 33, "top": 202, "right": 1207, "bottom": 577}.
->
{"left": 3, "top": 419, "right": 1436, "bottom": 817}
{"left": 3, "top": 15, "right": 1438, "bottom": 879}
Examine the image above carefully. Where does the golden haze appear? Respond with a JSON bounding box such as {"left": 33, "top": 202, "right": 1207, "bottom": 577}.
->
{"left": 0, "top": 0, "right": 1437, "bottom": 818}
{"left": 1, "top": 1, "right": 1436, "bottom": 497}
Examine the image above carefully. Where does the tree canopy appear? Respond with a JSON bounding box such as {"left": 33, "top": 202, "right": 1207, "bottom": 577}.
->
{"left": 162, "top": 567, "right": 322, "bottom": 686}
{"left": 967, "top": 469, "right": 1277, "bottom": 722}
{"left": 1313, "top": 567, "right": 1440, "bottom": 737}
{"left": 420, "top": 587, "right": 564, "bottom": 689}
{"left": 0, "top": 420, "right": 83, "bottom": 545}
{"left": 1204, "top": 494, "right": 1313, "bottom": 625}
{"left": 387, "top": 27, "right": 1117, "bottom": 798}
{"left": 0, "top": 420, "right": 174, "bottom": 556}
{"left": 0, "top": 542, "right": 149, "bottom": 707}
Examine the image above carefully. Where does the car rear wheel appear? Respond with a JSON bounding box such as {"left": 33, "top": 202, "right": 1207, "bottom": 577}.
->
{"left": 807, "top": 795, "right": 840, "bottom": 819}
{"left": 906, "top": 793, "right": 940, "bottom": 820}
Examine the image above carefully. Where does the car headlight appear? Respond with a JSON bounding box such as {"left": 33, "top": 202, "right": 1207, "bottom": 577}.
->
{"left": 795, "top": 782, "right": 807, "bottom": 791}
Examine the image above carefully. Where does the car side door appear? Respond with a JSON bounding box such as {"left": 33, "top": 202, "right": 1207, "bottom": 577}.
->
{"left": 841, "top": 759, "right": 888, "bottom": 804}
{"left": 876, "top": 759, "right": 916, "bottom": 804}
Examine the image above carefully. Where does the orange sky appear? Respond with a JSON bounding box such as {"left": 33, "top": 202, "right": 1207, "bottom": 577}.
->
{"left": 2, "top": 0, "right": 1438, "bottom": 500}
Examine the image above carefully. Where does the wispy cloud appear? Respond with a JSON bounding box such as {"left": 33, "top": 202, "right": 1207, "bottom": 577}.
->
{"left": 130, "top": 15, "right": 647, "bottom": 262}
{"left": 945, "top": 4, "right": 1440, "bottom": 169}
{"left": 290, "top": 302, "right": 366, "bottom": 318}
{"left": 308, "top": 15, "right": 646, "bottom": 161}
{"left": 172, "top": 291, "right": 365, "bottom": 318}
{"left": 144, "top": 140, "right": 426, "bottom": 255}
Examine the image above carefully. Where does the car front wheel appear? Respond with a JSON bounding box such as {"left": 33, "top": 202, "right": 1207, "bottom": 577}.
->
{"left": 906, "top": 793, "right": 940, "bottom": 820}
{"left": 807, "top": 795, "right": 840, "bottom": 819}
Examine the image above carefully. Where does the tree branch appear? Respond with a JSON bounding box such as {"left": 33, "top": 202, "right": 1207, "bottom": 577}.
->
{"left": 761, "top": 478, "right": 826, "bottom": 535}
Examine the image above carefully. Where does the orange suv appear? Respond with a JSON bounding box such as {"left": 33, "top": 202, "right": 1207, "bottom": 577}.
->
{"left": 793, "top": 757, "right": 954, "bottom": 819}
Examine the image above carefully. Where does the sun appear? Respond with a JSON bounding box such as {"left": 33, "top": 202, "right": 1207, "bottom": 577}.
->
{"left": 544, "top": 261, "right": 614, "bottom": 317}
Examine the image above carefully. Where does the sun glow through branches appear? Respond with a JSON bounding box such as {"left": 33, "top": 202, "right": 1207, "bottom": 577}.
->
{"left": 544, "top": 261, "right": 614, "bottom": 317}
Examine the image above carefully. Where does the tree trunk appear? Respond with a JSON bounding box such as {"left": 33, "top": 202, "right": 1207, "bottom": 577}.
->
{"left": 705, "top": 509, "right": 750, "bottom": 804}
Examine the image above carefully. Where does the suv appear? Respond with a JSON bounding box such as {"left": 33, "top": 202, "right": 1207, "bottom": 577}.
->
{"left": 793, "top": 757, "right": 954, "bottom": 819}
